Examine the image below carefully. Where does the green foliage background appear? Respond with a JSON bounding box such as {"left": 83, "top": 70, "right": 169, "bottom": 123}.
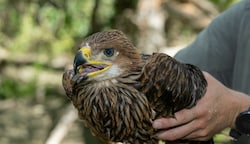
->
{"left": 0, "top": 0, "right": 239, "bottom": 144}
{"left": 0, "top": 0, "right": 239, "bottom": 99}
{"left": 0, "top": 0, "right": 115, "bottom": 99}
{"left": 1, "top": 0, "right": 114, "bottom": 57}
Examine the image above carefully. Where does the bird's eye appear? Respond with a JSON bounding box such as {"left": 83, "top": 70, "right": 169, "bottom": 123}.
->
{"left": 103, "top": 48, "right": 114, "bottom": 57}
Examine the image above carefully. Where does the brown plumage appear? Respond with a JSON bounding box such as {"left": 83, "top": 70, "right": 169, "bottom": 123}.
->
{"left": 62, "top": 30, "right": 210, "bottom": 144}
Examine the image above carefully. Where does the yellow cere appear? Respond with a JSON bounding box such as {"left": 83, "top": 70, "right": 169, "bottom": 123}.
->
{"left": 79, "top": 46, "right": 91, "bottom": 59}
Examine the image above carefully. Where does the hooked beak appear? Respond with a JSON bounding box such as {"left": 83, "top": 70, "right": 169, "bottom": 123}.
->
{"left": 73, "top": 47, "right": 112, "bottom": 79}
{"left": 73, "top": 47, "right": 91, "bottom": 74}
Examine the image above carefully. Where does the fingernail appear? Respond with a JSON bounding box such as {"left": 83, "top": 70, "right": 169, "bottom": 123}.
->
{"left": 152, "top": 120, "right": 161, "bottom": 129}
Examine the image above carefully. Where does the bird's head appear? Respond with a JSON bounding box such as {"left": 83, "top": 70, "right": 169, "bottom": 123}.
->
{"left": 73, "top": 30, "right": 141, "bottom": 81}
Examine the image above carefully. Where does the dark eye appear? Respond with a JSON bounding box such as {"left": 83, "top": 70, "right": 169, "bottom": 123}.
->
{"left": 103, "top": 48, "right": 114, "bottom": 57}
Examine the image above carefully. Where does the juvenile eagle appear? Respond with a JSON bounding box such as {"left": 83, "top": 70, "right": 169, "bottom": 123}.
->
{"left": 62, "top": 30, "right": 209, "bottom": 144}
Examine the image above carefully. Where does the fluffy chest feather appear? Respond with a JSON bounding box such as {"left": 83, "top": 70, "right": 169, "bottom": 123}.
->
{"left": 72, "top": 78, "right": 157, "bottom": 143}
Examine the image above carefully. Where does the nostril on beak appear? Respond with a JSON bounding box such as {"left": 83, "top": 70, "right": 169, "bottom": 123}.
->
{"left": 84, "top": 53, "right": 90, "bottom": 59}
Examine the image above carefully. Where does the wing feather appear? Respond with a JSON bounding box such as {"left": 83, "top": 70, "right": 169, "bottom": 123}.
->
{"left": 140, "top": 53, "right": 207, "bottom": 117}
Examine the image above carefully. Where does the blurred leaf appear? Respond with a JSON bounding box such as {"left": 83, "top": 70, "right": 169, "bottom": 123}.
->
{"left": 0, "top": 77, "right": 36, "bottom": 99}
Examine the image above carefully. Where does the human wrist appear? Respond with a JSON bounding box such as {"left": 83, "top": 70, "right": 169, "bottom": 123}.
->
{"left": 229, "top": 89, "right": 250, "bottom": 129}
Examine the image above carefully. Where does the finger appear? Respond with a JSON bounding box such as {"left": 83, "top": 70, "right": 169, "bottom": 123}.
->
{"left": 153, "top": 108, "right": 197, "bottom": 129}
{"left": 182, "top": 127, "right": 213, "bottom": 141}
{"left": 154, "top": 119, "right": 199, "bottom": 141}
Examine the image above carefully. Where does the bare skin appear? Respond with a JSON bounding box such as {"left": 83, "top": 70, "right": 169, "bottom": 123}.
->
{"left": 153, "top": 72, "right": 250, "bottom": 141}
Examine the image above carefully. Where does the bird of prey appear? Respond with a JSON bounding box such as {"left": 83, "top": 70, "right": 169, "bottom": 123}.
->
{"left": 62, "top": 30, "right": 209, "bottom": 144}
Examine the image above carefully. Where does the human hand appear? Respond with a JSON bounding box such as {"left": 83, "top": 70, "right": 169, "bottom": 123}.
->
{"left": 153, "top": 72, "right": 250, "bottom": 141}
